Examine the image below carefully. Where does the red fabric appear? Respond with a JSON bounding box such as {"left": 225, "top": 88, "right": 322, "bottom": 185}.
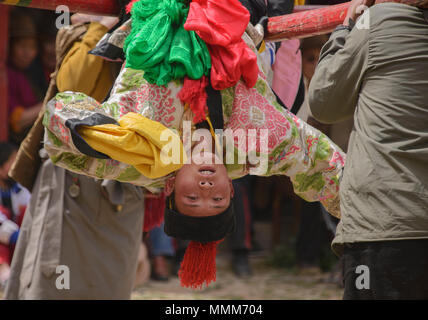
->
{"left": 0, "top": 206, "right": 12, "bottom": 265}
{"left": 177, "top": 76, "right": 209, "bottom": 123}
{"left": 0, "top": 204, "right": 26, "bottom": 265}
{"left": 185, "top": 0, "right": 259, "bottom": 90}
{"left": 14, "top": 205, "right": 26, "bottom": 228}
{"left": 0, "top": 244, "right": 9, "bottom": 265}
{"left": 207, "top": 43, "right": 259, "bottom": 91}
{"left": 7, "top": 66, "right": 39, "bottom": 114}
{"left": 125, "top": 0, "right": 138, "bottom": 13}
{"left": 178, "top": 240, "right": 221, "bottom": 289}
{"left": 143, "top": 192, "right": 166, "bottom": 232}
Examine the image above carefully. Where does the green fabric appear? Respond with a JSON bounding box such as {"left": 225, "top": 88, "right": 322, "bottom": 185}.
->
{"left": 124, "top": 0, "right": 211, "bottom": 86}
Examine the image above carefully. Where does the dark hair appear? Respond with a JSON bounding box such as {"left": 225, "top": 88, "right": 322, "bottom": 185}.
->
{"left": 0, "top": 142, "right": 18, "bottom": 167}
{"left": 239, "top": 0, "right": 294, "bottom": 25}
{"left": 300, "top": 35, "right": 329, "bottom": 53}
{"left": 164, "top": 192, "right": 235, "bottom": 242}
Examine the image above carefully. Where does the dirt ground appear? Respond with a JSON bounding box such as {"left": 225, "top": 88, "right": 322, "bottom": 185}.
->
{"left": 131, "top": 252, "right": 344, "bottom": 300}
{"left": 0, "top": 250, "right": 344, "bottom": 300}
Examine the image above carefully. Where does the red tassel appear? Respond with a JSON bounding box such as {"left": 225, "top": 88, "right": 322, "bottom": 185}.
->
{"left": 126, "top": 0, "right": 139, "bottom": 13}
{"left": 178, "top": 240, "right": 222, "bottom": 289}
{"left": 178, "top": 76, "right": 209, "bottom": 124}
{"left": 143, "top": 192, "right": 166, "bottom": 232}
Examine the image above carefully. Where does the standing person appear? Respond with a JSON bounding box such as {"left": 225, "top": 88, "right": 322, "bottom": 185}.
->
{"left": 7, "top": 10, "right": 44, "bottom": 145}
{"left": 38, "top": 15, "right": 58, "bottom": 87}
{"left": 295, "top": 35, "right": 337, "bottom": 276}
{"left": 5, "top": 5, "right": 145, "bottom": 299}
{"left": 148, "top": 223, "right": 175, "bottom": 281}
{"left": 229, "top": 177, "right": 254, "bottom": 278}
{"left": 0, "top": 143, "right": 31, "bottom": 289}
{"left": 309, "top": 0, "right": 428, "bottom": 299}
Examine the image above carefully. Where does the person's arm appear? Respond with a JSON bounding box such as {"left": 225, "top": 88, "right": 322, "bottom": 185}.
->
{"left": 308, "top": 0, "right": 374, "bottom": 124}
{"left": 56, "top": 21, "right": 114, "bottom": 101}
{"left": 56, "top": 22, "right": 108, "bottom": 93}
{"left": 308, "top": 25, "right": 369, "bottom": 124}
{"left": 7, "top": 68, "right": 43, "bottom": 133}
{"left": 9, "top": 103, "right": 43, "bottom": 134}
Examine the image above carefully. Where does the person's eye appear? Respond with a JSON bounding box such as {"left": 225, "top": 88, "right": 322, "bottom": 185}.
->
{"left": 187, "top": 196, "right": 197, "bottom": 201}
{"left": 213, "top": 197, "right": 223, "bottom": 202}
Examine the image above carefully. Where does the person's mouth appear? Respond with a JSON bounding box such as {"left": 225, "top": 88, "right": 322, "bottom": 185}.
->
{"left": 199, "top": 166, "right": 216, "bottom": 176}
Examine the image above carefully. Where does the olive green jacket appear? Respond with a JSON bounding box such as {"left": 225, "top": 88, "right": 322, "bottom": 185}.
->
{"left": 309, "top": 3, "right": 428, "bottom": 255}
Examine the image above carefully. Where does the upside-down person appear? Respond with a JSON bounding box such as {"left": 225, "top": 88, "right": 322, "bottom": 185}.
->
{"left": 42, "top": 0, "right": 346, "bottom": 289}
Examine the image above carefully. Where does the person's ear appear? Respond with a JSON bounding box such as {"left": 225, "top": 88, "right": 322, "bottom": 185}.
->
{"left": 164, "top": 176, "right": 176, "bottom": 196}
{"left": 229, "top": 179, "right": 234, "bottom": 199}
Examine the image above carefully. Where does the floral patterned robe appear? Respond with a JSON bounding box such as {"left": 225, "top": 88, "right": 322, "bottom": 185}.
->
{"left": 43, "top": 33, "right": 345, "bottom": 218}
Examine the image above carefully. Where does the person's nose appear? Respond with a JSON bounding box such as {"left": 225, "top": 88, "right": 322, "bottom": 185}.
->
{"left": 199, "top": 180, "right": 214, "bottom": 189}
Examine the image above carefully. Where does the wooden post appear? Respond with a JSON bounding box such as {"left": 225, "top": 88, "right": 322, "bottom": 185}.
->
{"left": 0, "top": 0, "right": 119, "bottom": 16}
{"left": 266, "top": 2, "right": 350, "bottom": 42}
{"left": 0, "top": 5, "right": 9, "bottom": 142}
{"left": 266, "top": 0, "right": 428, "bottom": 41}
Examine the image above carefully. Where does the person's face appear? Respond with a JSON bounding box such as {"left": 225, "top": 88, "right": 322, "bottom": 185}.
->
{"left": 0, "top": 151, "right": 17, "bottom": 182}
{"left": 302, "top": 47, "right": 321, "bottom": 83}
{"left": 10, "top": 37, "right": 38, "bottom": 70}
{"left": 165, "top": 152, "right": 234, "bottom": 217}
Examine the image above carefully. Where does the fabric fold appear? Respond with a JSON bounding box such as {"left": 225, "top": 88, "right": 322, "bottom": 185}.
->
{"left": 124, "top": 0, "right": 211, "bottom": 86}
{"left": 77, "top": 112, "right": 186, "bottom": 179}
{"left": 184, "top": 0, "right": 259, "bottom": 90}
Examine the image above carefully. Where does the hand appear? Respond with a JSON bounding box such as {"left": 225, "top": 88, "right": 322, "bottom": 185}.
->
{"left": 343, "top": 0, "right": 375, "bottom": 26}
{"left": 99, "top": 16, "right": 120, "bottom": 29}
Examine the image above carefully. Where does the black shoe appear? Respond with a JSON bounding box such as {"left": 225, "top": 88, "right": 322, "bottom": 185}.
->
{"left": 232, "top": 250, "right": 252, "bottom": 278}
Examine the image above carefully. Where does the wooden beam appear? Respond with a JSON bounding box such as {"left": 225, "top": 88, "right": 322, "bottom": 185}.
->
{"left": 266, "top": 2, "right": 349, "bottom": 42}
{"left": 266, "top": 0, "right": 428, "bottom": 41}
{"left": 0, "top": 0, "right": 119, "bottom": 16}
{"left": 0, "top": 1, "right": 328, "bottom": 16}
{"left": 293, "top": 5, "right": 329, "bottom": 12}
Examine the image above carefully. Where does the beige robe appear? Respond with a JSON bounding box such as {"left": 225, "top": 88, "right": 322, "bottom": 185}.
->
{"left": 5, "top": 160, "right": 144, "bottom": 299}
{"left": 5, "top": 23, "right": 145, "bottom": 300}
